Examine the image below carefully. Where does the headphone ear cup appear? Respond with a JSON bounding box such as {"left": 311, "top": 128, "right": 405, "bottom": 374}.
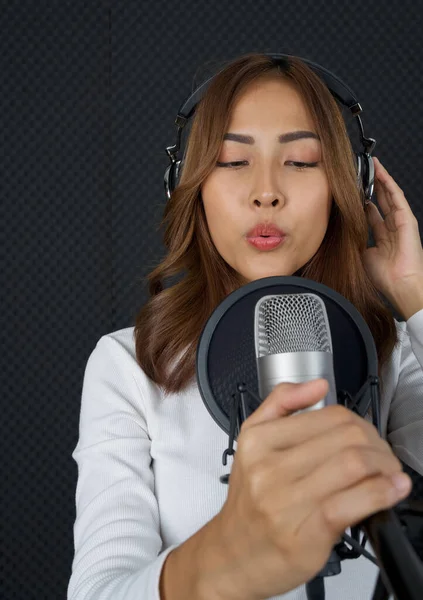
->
{"left": 164, "top": 163, "right": 174, "bottom": 199}
{"left": 358, "top": 152, "right": 375, "bottom": 204}
{"left": 354, "top": 152, "right": 374, "bottom": 206}
{"left": 354, "top": 152, "right": 362, "bottom": 182}
{"left": 364, "top": 153, "right": 375, "bottom": 203}
{"left": 175, "top": 159, "right": 183, "bottom": 188}
{"left": 164, "top": 160, "right": 182, "bottom": 199}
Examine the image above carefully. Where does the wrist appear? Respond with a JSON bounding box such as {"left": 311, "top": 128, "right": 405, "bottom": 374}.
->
{"left": 187, "top": 510, "right": 252, "bottom": 600}
{"left": 195, "top": 508, "right": 263, "bottom": 600}
{"left": 388, "top": 277, "right": 423, "bottom": 321}
{"left": 160, "top": 508, "right": 257, "bottom": 600}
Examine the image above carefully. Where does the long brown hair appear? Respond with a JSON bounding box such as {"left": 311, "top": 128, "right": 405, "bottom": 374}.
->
{"left": 134, "top": 53, "right": 399, "bottom": 398}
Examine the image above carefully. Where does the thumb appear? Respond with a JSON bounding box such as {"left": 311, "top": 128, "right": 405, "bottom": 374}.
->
{"left": 243, "top": 378, "right": 329, "bottom": 430}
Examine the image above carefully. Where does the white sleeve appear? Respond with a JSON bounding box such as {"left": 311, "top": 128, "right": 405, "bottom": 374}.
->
{"left": 67, "top": 335, "right": 179, "bottom": 600}
{"left": 387, "top": 309, "right": 423, "bottom": 476}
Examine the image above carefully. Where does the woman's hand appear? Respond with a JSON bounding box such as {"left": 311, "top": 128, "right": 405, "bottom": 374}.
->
{"left": 209, "top": 378, "right": 411, "bottom": 600}
{"left": 363, "top": 156, "right": 423, "bottom": 318}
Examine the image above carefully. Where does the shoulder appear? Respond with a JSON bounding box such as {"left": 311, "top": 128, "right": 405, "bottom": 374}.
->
{"left": 380, "top": 317, "right": 411, "bottom": 380}
{"left": 85, "top": 326, "right": 139, "bottom": 379}
{"left": 85, "top": 326, "right": 163, "bottom": 404}
{"left": 95, "top": 325, "right": 138, "bottom": 363}
{"left": 392, "top": 309, "right": 423, "bottom": 369}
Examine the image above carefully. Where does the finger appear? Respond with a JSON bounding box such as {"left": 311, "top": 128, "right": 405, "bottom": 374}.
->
{"left": 373, "top": 156, "right": 402, "bottom": 197}
{"left": 319, "top": 471, "right": 412, "bottom": 536}
{"left": 372, "top": 172, "right": 395, "bottom": 216}
{"left": 243, "top": 403, "right": 382, "bottom": 455}
{"left": 365, "top": 200, "right": 386, "bottom": 235}
{"left": 242, "top": 378, "right": 329, "bottom": 431}
{"left": 268, "top": 425, "right": 397, "bottom": 481}
{"left": 373, "top": 156, "right": 412, "bottom": 213}
{"left": 290, "top": 444, "right": 402, "bottom": 493}
{"left": 300, "top": 445, "right": 408, "bottom": 506}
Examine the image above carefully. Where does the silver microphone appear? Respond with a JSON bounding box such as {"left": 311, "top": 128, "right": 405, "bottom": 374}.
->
{"left": 254, "top": 292, "right": 338, "bottom": 411}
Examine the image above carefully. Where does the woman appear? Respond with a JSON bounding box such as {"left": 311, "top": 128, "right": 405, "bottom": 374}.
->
{"left": 67, "top": 53, "right": 423, "bottom": 600}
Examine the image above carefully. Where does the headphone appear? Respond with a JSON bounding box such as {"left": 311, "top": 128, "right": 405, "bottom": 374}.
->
{"left": 164, "top": 53, "right": 376, "bottom": 207}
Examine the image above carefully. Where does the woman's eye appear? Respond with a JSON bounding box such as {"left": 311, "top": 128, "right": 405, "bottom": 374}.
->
{"left": 216, "top": 161, "right": 248, "bottom": 168}
{"left": 216, "top": 161, "right": 319, "bottom": 170}
{"left": 287, "top": 161, "right": 319, "bottom": 170}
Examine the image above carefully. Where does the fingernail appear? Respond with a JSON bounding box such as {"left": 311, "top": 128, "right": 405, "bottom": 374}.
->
{"left": 391, "top": 473, "right": 411, "bottom": 494}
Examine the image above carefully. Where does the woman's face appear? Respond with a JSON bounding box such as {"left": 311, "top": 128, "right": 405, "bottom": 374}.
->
{"left": 200, "top": 75, "right": 333, "bottom": 283}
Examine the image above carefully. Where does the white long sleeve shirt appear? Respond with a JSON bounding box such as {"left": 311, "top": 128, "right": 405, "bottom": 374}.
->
{"left": 67, "top": 309, "right": 423, "bottom": 600}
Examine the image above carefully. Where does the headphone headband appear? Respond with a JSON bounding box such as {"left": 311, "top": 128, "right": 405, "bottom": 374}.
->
{"left": 178, "top": 53, "right": 362, "bottom": 121}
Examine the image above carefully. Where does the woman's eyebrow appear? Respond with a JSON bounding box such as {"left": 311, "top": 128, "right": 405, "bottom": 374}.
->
{"left": 222, "top": 130, "right": 321, "bottom": 144}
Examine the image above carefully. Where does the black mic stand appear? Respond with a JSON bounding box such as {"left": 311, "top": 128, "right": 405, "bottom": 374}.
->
{"left": 305, "top": 547, "right": 342, "bottom": 599}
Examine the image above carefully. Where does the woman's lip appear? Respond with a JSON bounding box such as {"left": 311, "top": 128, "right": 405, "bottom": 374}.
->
{"left": 246, "top": 236, "right": 286, "bottom": 250}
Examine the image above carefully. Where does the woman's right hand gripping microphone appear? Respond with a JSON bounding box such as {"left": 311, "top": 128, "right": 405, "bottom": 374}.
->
{"left": 206, "top": 377, "right": 412, "bottom": 600}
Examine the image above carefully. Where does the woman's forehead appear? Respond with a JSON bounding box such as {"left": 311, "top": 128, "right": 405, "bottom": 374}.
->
{"left": 229, "top": 78, "right": 314, "bottom": 126}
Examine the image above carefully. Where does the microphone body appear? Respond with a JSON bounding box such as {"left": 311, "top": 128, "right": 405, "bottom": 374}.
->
{"left": 257, "top": 350, "right": 337, "bottom": 408}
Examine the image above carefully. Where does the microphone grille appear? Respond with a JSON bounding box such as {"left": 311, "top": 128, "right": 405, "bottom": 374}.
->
{"left": 255, "top": 293, "right": 333, "bottom": 357}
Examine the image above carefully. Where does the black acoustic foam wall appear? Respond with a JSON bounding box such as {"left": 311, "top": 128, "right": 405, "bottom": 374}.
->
{"left": 2, "top": 1, "right": 423, "bottom": 598}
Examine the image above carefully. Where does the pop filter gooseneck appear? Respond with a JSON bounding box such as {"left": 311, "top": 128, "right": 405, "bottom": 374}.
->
{"left": 195, "top": 275, "right": 423, "bottom": 600}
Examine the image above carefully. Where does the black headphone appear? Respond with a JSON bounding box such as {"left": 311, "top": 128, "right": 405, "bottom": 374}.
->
{"left": 164, "top": 53, "right": 376, "bottom": 207}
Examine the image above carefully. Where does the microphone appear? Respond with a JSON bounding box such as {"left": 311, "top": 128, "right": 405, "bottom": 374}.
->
{"left": 196, "top": 275, "right": 423, "bottom": 600}
{"left": 255, "top": 292, "right": 338, "bottom": 410}
{"left": 254, "top": 292, "right": 345, "bottom": 596}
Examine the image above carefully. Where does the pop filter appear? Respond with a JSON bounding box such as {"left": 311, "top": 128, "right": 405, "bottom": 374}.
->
{"left": 196, "top": 275, "right": 378, "bottom": 434}
{"left": 195, "top": 275, "right": 423, "bottom": 600}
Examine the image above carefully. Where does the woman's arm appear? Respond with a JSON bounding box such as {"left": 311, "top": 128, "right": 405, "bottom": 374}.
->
{"left": 68, "top": 335, "right": 177, "bottom": 600}
{"left": 388, "top": 311, "right": 423, "bottom": 476}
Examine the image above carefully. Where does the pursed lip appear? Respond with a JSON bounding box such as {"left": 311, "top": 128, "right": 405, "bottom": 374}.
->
{"left": 246, "top": 235, "right": 286, "bottom": 252}
{"left": 246, "top": 223, "right": 287, "bottom": 238}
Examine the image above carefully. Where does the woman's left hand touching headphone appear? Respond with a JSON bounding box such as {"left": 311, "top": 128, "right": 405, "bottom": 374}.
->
{"left": 362, "top": 156, "right": 423, "bottom": 320}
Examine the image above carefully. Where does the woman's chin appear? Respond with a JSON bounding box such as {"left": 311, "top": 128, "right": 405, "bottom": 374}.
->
{"left": 243, "top": 269, "right": 295, "bottom": 283}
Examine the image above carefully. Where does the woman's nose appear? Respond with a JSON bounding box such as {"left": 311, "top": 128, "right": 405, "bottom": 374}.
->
{"left": 250, "top": 163, "right": 284, "bottom": 207}
{"left": 253, "top": 193, "right": 280, "bottom": 207}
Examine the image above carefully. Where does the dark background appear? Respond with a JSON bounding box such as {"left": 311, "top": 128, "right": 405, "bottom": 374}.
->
{"left": 2, "top": 1, "right": 423, "bottom": 598}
